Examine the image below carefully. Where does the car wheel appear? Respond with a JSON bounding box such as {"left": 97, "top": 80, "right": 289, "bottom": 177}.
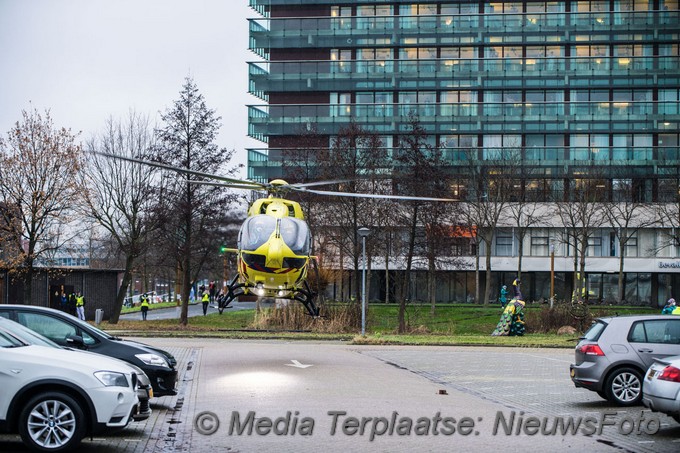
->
{"left": 596, "top": 390, "right": 608, "bottom": 400}
{"left": 605, "top": 367, "right": 643, "bottom": 406}
{"left": 18, "top": 391, "right": 86, "bottom": 452}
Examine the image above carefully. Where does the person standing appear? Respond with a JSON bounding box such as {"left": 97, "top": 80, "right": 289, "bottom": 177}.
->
{"left": 68, "top": 291, "right": 77, "bottom": 316}
{"left": 75, "top": 292, "right": 85, "bottom": 321}
{"left": 140, "top": 294, "right": 150, "bottom": 321}
{"left": 202, "top": 290, "right": 210, "bottom": 315}
{"left": 60, "top": 292, "right": 68, "bottom": 312}
{"left": 662, "top": 298, "right": 676, "bottom": 314}
{"left": 499, "top": 285, "right": 508, "bottom": 308}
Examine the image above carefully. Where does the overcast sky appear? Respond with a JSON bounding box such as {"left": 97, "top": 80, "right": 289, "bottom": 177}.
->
{"left": 0, "top": 0, "right": 259, "bottom": 175}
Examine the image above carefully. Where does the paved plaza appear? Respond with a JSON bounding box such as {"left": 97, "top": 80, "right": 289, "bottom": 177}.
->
{"left": 2, "top": 339, "right": 680, "bottom": 452}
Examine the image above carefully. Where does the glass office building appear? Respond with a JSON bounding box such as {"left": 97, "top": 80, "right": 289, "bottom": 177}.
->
{"left": 247, "top": 1, "right": 680, "bottom": 305}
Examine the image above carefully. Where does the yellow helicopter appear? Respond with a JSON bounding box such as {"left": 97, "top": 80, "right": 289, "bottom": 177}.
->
{"left": 96, "top": 153, "right": 455, "bottom": 317}
{"left": 220, "top": 180, "right": 318, "bottom": 316}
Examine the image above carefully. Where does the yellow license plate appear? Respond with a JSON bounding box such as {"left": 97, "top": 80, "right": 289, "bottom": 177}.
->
{"left": 570, "top": 368, "right": 575, "bottom": 378}
{"left": 646, "top": 369, "right": 656, "bottom": 380}
{"left": 148, "top": 388, "right": 154, "bottom": 398}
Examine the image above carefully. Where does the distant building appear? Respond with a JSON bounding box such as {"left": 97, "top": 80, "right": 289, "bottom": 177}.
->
{"left": 246, "top": 1, "right": 680, "bottom": 306}
{"left": 0, "top": 267, "right": 120, "bottom": 321}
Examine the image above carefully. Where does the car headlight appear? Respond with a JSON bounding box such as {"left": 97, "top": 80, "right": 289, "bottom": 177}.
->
{"left": 94, "top": 371, "right": 129, "bottom": 387}
{"left": 135, "top": 353, "right": 170, "bottom": 368}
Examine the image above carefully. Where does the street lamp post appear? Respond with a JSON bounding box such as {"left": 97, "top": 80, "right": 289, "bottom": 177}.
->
{"left": 550, "top": 244, "right": 555, "bottom": 309}
{"left": 358, "top": 227, "right": 371, "bottom": 336}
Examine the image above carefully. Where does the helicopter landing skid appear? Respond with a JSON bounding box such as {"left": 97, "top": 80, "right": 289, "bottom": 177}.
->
{"left": 293, "top": 281, "right": 320, "bottom": 317}
{"left": 217, "top": 275, "right": 246, "bottom": 314}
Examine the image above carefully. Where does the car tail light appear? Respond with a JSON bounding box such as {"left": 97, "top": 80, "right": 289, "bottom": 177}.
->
{"left": 658, "top": 365, "right": 680, "bottom": 382}
{"left": 578, "top": 344, "right": 605, "bottom": 356}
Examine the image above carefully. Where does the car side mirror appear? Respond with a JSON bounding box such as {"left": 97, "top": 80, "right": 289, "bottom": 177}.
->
{"left": 66, "top": 335, "right": 86, "bottom": 349}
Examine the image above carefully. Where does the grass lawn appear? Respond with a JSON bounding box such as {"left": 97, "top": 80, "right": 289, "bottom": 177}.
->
{"left": 101, "top": 302, "right": 659, "bottom": 348}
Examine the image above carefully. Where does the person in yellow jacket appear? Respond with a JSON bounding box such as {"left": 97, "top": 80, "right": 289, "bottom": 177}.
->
{"left": 75, "top": 292, "right": 85, "bottom": 321}
{"left": 202, "top": 291, "right": 210, "bottom": 315}
{"left": 140, "top": 294, "right": 150, "bottom": 321}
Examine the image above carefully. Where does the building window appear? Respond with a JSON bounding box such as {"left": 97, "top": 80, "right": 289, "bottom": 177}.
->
{"left": 625, "top": 236, "right": 638, "bottom": 257}
{"left": 495, "top": 232, "right": 513, "bottom": 256}
{"left": 330, "top": 6, "right": 352, "bottom": 30}
{"left": 587, "top": 236, "right": 603, "bottom": 257}
{"left": 531, "top": 236, "right": 550, "bottom": 256}
{"left": 356, "top": 5, "right": 393, "bottom": 29}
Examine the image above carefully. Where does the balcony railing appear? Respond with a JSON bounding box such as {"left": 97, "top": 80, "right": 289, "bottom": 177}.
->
{"left": 249, "top": 11, "right": 679, "bottom": 51}
{"left": 248, "top": 56, "right": 680, "bottom": 95}
{"left": 248, "top": 100, "right": 680, "bottom": 137}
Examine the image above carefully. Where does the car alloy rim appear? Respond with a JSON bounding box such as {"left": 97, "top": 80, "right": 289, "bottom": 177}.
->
{"left": 611, "top": 372, "right": 641, "bottom": 403}
{"left": 27, "top": 400, "right": 77, "bottom": 448}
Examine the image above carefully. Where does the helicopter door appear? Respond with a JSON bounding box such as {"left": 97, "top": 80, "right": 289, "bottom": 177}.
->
{"left": 239, "top": 215, "right": 276, "bottom": 252}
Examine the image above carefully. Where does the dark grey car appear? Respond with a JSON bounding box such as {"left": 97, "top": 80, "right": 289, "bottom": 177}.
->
{"left": 570, "top": 314, "right": 680, "bottom": 406}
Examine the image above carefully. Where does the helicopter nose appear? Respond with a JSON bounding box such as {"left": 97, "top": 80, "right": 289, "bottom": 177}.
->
{"left": 265, "top": 237, "right": 284, "bottom": 268}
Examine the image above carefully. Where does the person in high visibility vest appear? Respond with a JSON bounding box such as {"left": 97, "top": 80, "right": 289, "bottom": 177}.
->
{"left": 202, "top": 291, "right": 210, "bottom": 315}
{"left": 140, "top": 294, "right": 150, "bottom": 321}
{"left": 75, "top": 292, "right": 85, "bottom": 321}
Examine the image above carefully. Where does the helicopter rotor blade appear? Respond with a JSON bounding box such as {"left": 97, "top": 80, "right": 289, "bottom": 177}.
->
{"left": 188, "top": 180, "right": 268, "bottom": 191}
{"left": 289, "top": 179, "right": 353, "bottom": 189}
{"left": 289, "top": 186, "right": 456, "bottom": 202}
{"left": 91, "top": 151, "right": 265, "bottom": 190}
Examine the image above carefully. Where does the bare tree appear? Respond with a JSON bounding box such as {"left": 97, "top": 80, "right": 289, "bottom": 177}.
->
{"left": 604, "top": 179, "right": 657, "bottom": 303}
{"left": 0, "top": 108, "right": 82, "bottom": 303}
{"left": 81, "top": 112, "right": 160, "bottom": 323}
{"left": 315, "top": 121, "right": 388, "bottom": 304}
{"left": 655, "top": 166, "right": 680, "bottom": 259}
{"left": 393, "top": 113, "right": 452, "bottom": 330}
{"left": 462, "top": 147, "right": 513, "bottom": 307}
{"left": 153, "top": 77, "right": 242, "bottom": 326}
{"left": 556, "top": 177, "right": 608, "bottom": 302}
{"left": 505, "top": 161, "right": 553, "bottom": 279}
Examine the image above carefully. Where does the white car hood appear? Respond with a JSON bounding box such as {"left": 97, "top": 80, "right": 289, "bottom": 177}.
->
{"left": 5, "top": 344, "right": 137, "bottom": 376}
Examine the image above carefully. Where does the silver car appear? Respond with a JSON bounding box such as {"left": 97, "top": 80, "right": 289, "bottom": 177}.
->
{"left": 570, "top": 315, "right": 680, "bottom": 406}
{"left": 643, "top": 354, "right": 680, "bottom": 423}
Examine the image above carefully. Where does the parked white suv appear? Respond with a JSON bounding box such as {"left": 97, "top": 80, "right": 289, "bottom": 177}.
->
{"left": 0, "top": 319, "right": 140, "bottom": 452}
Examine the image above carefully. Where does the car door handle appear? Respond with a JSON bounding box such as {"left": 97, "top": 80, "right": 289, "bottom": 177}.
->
{"left": 638, "top": 348, "right": 653, "bottom": 353}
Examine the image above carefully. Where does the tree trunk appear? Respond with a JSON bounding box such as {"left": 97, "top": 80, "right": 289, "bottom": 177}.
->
{"left": 484, "top": 245, "right": 492, "bottom": 307}
{"left": 109, "top": 255, "right": 135, "bottom": 324}
{"left": 429, "top": 252, "right": 436, "bottom": 316}
{"left": 399, "top": 205, "right": 419, "bottom": 333}
{"left": 385, "top": 233, "right": 390, "bottom": 304}
{"left": 618, "top": 237, "right": 625, "bottom": 303}
{"left": 180, "top": 255, "right": 190, "bottom": 326}
{"left": 474, "top": 245, "right": 480, "bottom": 304}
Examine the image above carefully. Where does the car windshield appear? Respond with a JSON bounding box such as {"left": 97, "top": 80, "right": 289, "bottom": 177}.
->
{"left": 0, "top": 329, "right": 28, "bottom": 348}
{"left": 60, "top": 312, "right": 115, "bottom": 340}
{"left": 3, "top": 320, "right": 61, "bottom": 348}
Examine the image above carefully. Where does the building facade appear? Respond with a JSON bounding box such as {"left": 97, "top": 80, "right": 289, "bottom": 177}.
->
{"left": 246, "top": 0, "right": 680, "bottom": 306}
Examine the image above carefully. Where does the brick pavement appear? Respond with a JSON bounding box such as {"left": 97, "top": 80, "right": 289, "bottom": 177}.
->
{"left": 359, "top": 347, "right": 680, "bottom": 453}
{"left": 79, "top": 345, "right": 200, "bottom": 453}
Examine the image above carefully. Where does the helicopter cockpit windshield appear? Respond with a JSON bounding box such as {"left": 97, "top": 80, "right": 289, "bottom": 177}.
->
{"left": 239, "top": 215, "right": 311, "bottom": 255}
{"left": 279, "top": 217, "right": 311, "bottom": 255}
{"left": 240, "top": 215, "right": 275, "bottom": 251}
